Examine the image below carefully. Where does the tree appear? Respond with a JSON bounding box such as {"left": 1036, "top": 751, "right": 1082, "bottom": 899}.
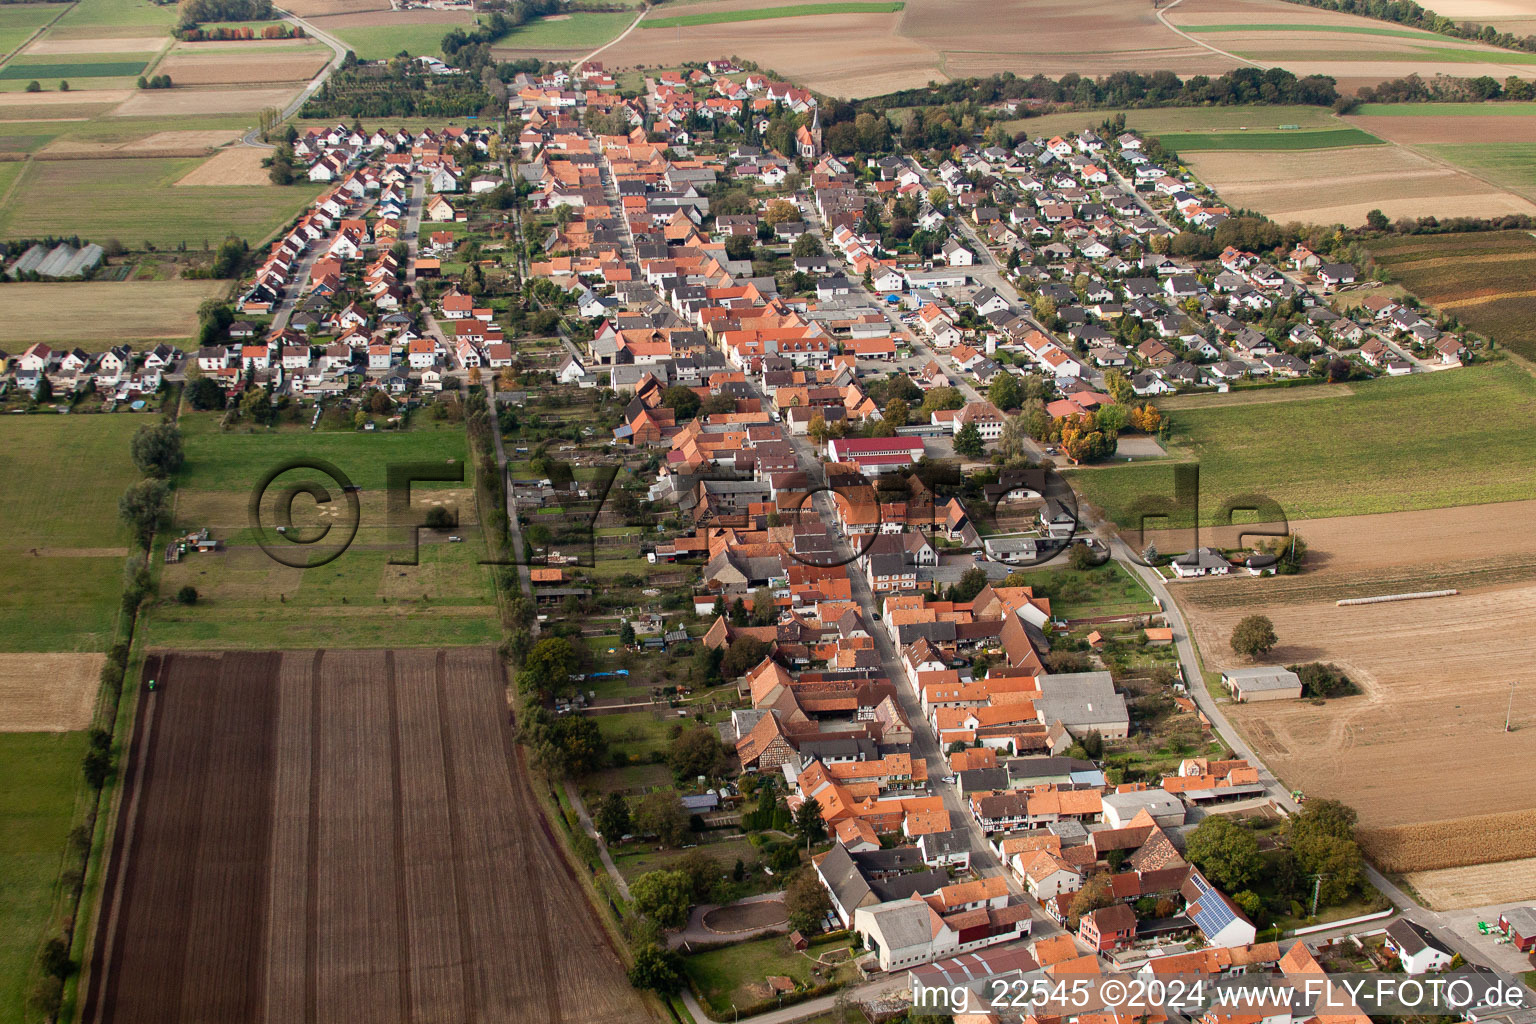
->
{"left": 1067, "top": 872, "right": 1115, "bottom": 929}
{"left": 793, "top": 797, "right": 826, "bottom": 848}
{"left": 1286, "top": 799, "right": 1363, "bottom": 906}
{"left": 517, "top": 636, "right": 578, "bottom": 699}
{"left": 131, "top": 422, "right": 184, "bottom": 478}
{"left": 119, "top": 479, "right": 170, "bottom": 550}
{"left": 187, "top": 375, "right": 226, "bottom": 410}
{"left": 791, "top": 233, "right": 823, "bottom": 257}
{"left": 660, "top": 385, "right": 700, "bottom": 420}
{"left": 724, "top": 234, "right": 754, "bottom": 261}
{"left": 729, "top": 596, "right": 748, "bottom": 625}
{"left": 630, "top": 869, "right": 692, "bottom": 927}
{"left": 949, "top": 566, "right": 989, "bottom": 603}
{"left": 676, "top": 848, "right": 722, "bottom": 900}
{"left": 954, "top": 422, "right": 985, "bottom": 458}
{"left": 634, "top": 790, "right": 690, "bottom": 847}
{"left": 628, "top": 943, "right": 685, "bottom": 993}
{"left": 25, "top": 80, "right": 40, "bottom": 93}
{"left": 1230, "top": 614, "right": 1278, "bottom": 659}
{"left": 988, "top": 372, "right": 1023, "bottom": 412}
{"left": 883, "top": 397, "right": 909, "bottom": 430}
{"left": 749, "top": 585, "right": 776, "bottom": 625}
{"left": 1067, "top": 542, "right": 1095, "bottom": 571}
{"left": 807, "top": 412, "right": 829, "bottom": 445}
{"left": 1184, "top": 815, "right": 1262, "bottom": 891}
{"left": 176, "top": 585, "right": 198, "bottom": 605}
{"left": 667, "top": 726, "right": 729, "bottom": 782}
{"left": 785, "top": 868, "right": 832, "bottom": 932}
{"left": 763, "top": 199, "right": 799, "bottom": 225}
{"left": 619, "top": 620, "right": 636, "bottom": 646}
{"left": 59, "top": 80, "right": 69, "bottom": 92}
{"left": 720, "top": 636, "right": 771, "bottom": 679}
{"left": 595, "top": 792, "right": 631, "bottom": 842}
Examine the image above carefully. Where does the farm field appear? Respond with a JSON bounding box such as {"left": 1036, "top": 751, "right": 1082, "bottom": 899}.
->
{"left": 643, "top": 2, "right": 903, "bottom": 28}
{"left": 0, "top": 414, "right": 141, "bottom": 652}
{"left": 0, "top": 155, "right": 319, "bottom": 246}
{"left": 84, "top": 648, "right": 650, "bottom": 1024}
{"left": 1071, "top": 363, "right": 1536, "bottom": 529}
{"left": 0, "top": 57, "right": 150, "bottom": 80}
{"left": 1181, "top": 142, "right": 1536, "bottom": 226}
{"left": 0, "top": 730, "right": 90, "bottom": 1024}
{"left": 139, "top": 413, "right": 499, "bottom": 650}
{"left": 1157, "top": 496, "right": 1536, "bottom": 874}
{"left": 1404, "top": 856, "right": 1536, "bottom": 910}
{"left": 175, "top": 144, "right": 270, "bottom": 185}
{"left": 1366, "top": 230, "right": 1536, "bottom": 361}
{"left": 999, "top": 104, "right": 1339, "bottom": 140}
{"left": 491, "top": 10, "right": 634, "bottom": 52}
{"left": 110, "top": 84, "right": 302, "bottom": 115}
{"left": 0, "top": 652, "right": 105, "bottom": 731}
{"left": 0, "top": 5, "right": 62, "bottom": 60}
{"left": 1156, "top": 127, "right": 1383, "bottom": 151}
{"left": 152, "top": 48, "right": 329, "bottom": 84}
{"left": 308, "top": 10, "right": 473, "bottom": 60}
{"left": 0, "top": 279, "right": 227, "bottom": 346}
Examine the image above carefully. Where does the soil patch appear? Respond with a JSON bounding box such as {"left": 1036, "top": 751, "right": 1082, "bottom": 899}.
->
{"left": 703, "top": 900, "right": 789, "bottom": 933}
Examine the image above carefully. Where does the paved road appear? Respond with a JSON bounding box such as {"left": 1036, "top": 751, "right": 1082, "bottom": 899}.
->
{"left": 242, "top": 8, "right": 350, "bottom": 147}
{"left": 1154, "top": 0, "right": 1266, "bottom": 68}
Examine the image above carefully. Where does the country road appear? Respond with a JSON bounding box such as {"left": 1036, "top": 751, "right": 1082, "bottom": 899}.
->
{"left": 241, "top": 6, "right": 350, "bottom": 147}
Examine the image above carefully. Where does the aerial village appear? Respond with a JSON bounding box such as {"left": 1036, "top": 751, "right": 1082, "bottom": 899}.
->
{"left": 4, "top": 56, "right": 1520, "bottom": 1024}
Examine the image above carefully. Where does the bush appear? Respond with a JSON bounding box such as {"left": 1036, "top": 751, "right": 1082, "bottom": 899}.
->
{"left": 424, "top": 506, "right": 455, "bottom": 529}
{"left": 1290, "top": 662, "right": 1356, "bottom": 698}
{"left": 176, "top": 585, "right": 199, "bottom": 605}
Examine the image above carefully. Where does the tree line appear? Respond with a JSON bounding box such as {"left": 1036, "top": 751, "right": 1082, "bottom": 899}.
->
{"left": 441, "top": 0, "right": 562, "bottom": 70}
{"left": 1278, "top": 0, "right": 1536, "bottom": 54}
{"left": 176, "top": 0, "right": 274, "bottom": 26}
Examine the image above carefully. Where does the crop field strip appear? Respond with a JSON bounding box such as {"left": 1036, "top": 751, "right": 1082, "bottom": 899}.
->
{"left": 86, "top": 648, "right": 649, "bottom": 1024}
{"left": 643, "top": 2, "right": 904, "bottom": 28}
{"left": 1156, "top": 127, "right": 1385, "bottom": 151}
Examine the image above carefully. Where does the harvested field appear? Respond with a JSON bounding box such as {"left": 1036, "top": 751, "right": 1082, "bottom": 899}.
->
{"left": 152, "top": 50, "right": 329, "bottom": 84}
{"left": 0, "top": 87, "right": 131, "bottom": 107}
{"left": 1403, "top": 857, "right": 1536, "bottom": 910}
{"left": 1181, "top": 144, "right": 1536, "bottom": 226}
{"left": 86, "top": 648, "right": 651, "bottom": 1024}
{"left": 1360, "top": 810, "right": 1536, "bottom": 874}
{"left": 1349, "top": 113, "right": 1536, "bottom": 144}
{"left": 40, "top": 127, "right": 240, "bottom": 157}
{"left": 280, "top": 0, "right": 391, "bottom": 16}
{"left": 0, "top": 652, "right": 104, "bottom": 731}
{"left": 0, "top": 279, "right": 227, "bottom": 343}
{"left": 110, "top": 85, "right": 302, "bottom": 116}
{"left": 176, "top": 144, "right": 271, "bottom": 185}
{"left": 22, "top": 34, "right": 165, "bottom": 54}
{"left": 602, "top": 10, "right": 937, "bottom": 97}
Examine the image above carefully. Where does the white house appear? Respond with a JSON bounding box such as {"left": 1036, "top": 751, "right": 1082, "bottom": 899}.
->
{"left": 1384, "top": 920, "right": 1454, "bottom": 975}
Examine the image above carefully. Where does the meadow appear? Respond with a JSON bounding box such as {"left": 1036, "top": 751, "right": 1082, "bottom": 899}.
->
{"left": 318, "top": 20, "right": 460, "bottom": 59}
{"left": 0, "top": 4, "right": 62, "bottom": 59}
{"left": 1354, "top": 101, "right": 1536, "bottom": 116}
{"left": 1182, "top": 22, "right": 1436, "bottom": 38}
{"left": 1068, "top": 363, "right": 1536, "bottom": 528}
{"left": 643, "top": 2, "right": 903, "bottom": 28}
{"left": 139, "top": 413, "right": 499, "bottom": 650}
{"left": 1367, "top": 230, "right": 1536, "bottom": 361}
{"left": 1157, "top": 127, "right": 1384, "bottom": 151}
{"left": 493, "top": 10, "right": 632, "bottom": 51}
{"left": 0, "top": 731, "right": 90, "bottom": 1024}
{"left": 0, "top": 157, "right": 320, "bottom": 246}
{"left": 0, "top": 58, "right": 148, "bottom": 79}
{"left": 1420, "top": 141, "right": 1536, "bottom": 190}
{"left": 0, "top": 279, "right": 228, "bottom": 349}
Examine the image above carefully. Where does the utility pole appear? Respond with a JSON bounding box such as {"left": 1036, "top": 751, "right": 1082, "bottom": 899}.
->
{"left": 1506, "top": 680, "right": 1517, "bottom": 732}
{"left": 1311, "top": 874, "right": 1331, "bottom": 918}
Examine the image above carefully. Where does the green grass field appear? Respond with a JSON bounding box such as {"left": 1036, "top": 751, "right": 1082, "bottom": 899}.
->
{"left": 0, "top": 731, "right": 89, "bottom": 1024}
{"left": 998, "top": 104, "right": 1337, "bottom": 139}
{"left": 1156, "top": 127, "right": 1384, "bottom": 152}
{"left": 1367, "top": 231, "right": 1536, "bottom": 361}
{"left": 1069, "top": 364, "right": 1536, "bottom": 527}
{"left": 0, "top": 157, "right": 321, "bottom": 247}
{"left": 685, "top": 934, "right": 857, "bottom": 1019}
{"left": 1234, "top": 44, "right": 1536, "bottom": 63}
{"left": 1421, "top": 141, "right": 1536, "bottom": 190}
{"left": 1183, "top": 22, "right": 1435, "bottom": 38}
{"left": 0, "top": 4, "right": 62, "bottom": 59}
{"left": 321, "top": 19, "right": 467, "bottom": 59}
{"left": 50, "top": 0, "right": 174, "bottom": 30}
{"left": 492, "top": 10, "right": 632, "bottom": 51}
{"left": 0, "top": 58, "right": 148, "bottom": 79}
{"left": 0, "top": 414, "right": 143, "bottom": 652}
{"left": 139, "top": 413, "right": 499, "bottom": 650}
{"left": 644, "top": 2, "right": 902, "bottom": 28}
{"left": 1353, "top": 101, "right": 1536, "bottom": 115}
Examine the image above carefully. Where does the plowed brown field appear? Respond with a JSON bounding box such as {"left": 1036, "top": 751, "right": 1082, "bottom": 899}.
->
{"left": 85, "top": 648, "right": 650, "bottom": 1024}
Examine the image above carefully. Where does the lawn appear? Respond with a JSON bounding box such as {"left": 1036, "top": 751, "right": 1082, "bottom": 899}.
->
{"left": 0, "top": 731, "right": 89, "bottom": 1024}
{"left": 685, "top": 933, "right": 856, "bottom": 1019}
{"left": 0, "top": 157, "right": 321, "bottom": 247}
{"left": 644, "top": 2, "right": 902, "bottom": 28}
{"left": 493, "top": 11, "right": 632, "bottom": 51}
{"left": 1156, "top": 128, "right": 1384, "bottom": 152}
{"left": 594, "top": 709, "right": 681, "bottom": 758}
{"left": 608, "top": 836, "right": 760, "bottom": 884}
{"left": 0, "top": 4, "right": 61, "bottom": 59}
{"left": 0, "top": 58, "right": 148, "bottom": 79}
{"left": 1014, "top": 560, "right": 1154, "bottom": 620}
{"left": 1367, "top": 230, "right": 1536, "bottom": 361}
{"left": 1068, "top": 364, "right": 1536, "bottom": 527}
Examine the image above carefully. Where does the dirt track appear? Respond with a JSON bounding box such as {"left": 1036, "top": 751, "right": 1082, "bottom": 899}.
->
{"left": 85, "top": 648, "right": 650, "bottom": 1024}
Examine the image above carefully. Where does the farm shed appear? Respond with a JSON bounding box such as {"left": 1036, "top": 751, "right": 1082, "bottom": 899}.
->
{"left": 1222, "top": 667, "right": 1303, "bottom": 703}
